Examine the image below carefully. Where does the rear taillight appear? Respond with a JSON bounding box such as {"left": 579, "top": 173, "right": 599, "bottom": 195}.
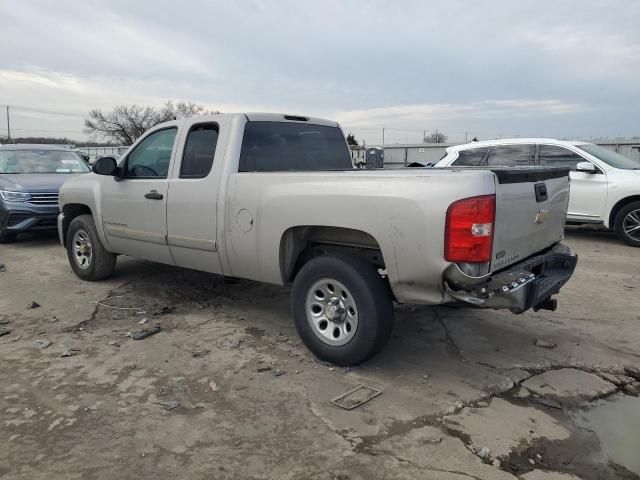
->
{"left": 445, "top": 194, "right": 495, "bottom": 263}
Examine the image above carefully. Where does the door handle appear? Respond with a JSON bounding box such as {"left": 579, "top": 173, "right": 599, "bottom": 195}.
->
{"left": 144, "top": 190, "right": 164, "bottom": 200}
{"left": 534, "top": 183, "right": 548, "bottom": 203}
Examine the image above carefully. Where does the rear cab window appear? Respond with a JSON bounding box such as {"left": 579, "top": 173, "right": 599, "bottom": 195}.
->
{"left": 239, "top": 121, "right": 353, "bottom": 172}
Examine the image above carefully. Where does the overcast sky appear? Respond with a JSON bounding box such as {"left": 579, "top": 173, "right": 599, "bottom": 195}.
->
{"left": 1, "top": 0, "right": 639, "bottom": 144}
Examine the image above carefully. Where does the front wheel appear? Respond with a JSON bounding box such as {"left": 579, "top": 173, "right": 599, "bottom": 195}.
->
{"left": 291, "top": 255, "right": 393, "bottom": 366}
{"left": 66, "top": 214, "right": 116, "bottom": 280}
{"left": 614, "top": 201, "right": 640, "bottom": 247}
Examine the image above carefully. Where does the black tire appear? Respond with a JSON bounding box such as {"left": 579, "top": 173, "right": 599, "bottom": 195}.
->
{"left": 614, "top": 201, "right": 640, "bottom": 247}
{"left": 66, "top": 214, "right": 116, "bottom": 280}
{"left": 291, "top": 255, "right": 393, "bottom": 366}
{"left": 0, "top": 229, "right": 17, "bottom": 243}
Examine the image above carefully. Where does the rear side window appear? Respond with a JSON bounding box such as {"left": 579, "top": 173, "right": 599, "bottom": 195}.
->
{"left": 239, "top": 121, "right": 352, "bottom": 172}
{"left": 180, "top": 124, "right": 219, "bottom": 178}
{"left": 453, "top": 147, "right": 489, "bottom": 166}
{"left": 538, "top": 145, "right": 584, "bottom": 170}
{"left": 486, "top": 144, "right": 533, "bottom": 166}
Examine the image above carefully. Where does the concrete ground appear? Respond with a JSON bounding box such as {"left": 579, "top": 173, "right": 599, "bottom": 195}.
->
{"left": 1, "top": 227, "right": 639, "bottom": 480}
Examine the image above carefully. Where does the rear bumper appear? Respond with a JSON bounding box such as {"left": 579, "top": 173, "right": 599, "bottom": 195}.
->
{"left": 443, "top": 243, "right": 577, "bottom": 313}
{"left": 0, "top": 202, "right": 59, "bottom": 234}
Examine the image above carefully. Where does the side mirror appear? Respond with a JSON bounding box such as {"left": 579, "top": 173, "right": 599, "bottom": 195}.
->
{"left": 92, "top": 156, "right": 118, "bottom": 176}
{"left": 576, "top": 161, "right": 597, "bottom": 174}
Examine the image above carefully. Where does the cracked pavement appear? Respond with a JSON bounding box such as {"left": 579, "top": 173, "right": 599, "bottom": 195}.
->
{"left": 1, "top": 227, "right": 639, "bottom": 479}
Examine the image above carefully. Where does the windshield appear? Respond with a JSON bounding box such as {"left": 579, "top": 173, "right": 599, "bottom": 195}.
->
{"left": 576, "top": 144, "right": 640, "bottom": 170}
{"left": 0, "top": 149, "right": 90, "bottom": 174}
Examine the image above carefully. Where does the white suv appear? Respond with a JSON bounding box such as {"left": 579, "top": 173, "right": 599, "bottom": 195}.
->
{"left": 435, "top": 138, "right": 640, "bottom": 246}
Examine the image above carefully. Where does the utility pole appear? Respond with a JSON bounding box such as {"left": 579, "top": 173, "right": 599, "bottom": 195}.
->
{"left": 5, "top": 106, "right": 10, "bottom": 141}
{"left": 382, "top": 128, "right": 385, "bottom": 145}
{"left": 465, "top": 131, "right": 469, "bottom": 143}
{"left": 423, "top": 129, "right": 426, "bottom": 143}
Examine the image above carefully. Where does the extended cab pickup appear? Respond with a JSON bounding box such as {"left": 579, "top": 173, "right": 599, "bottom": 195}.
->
{"left": 58, "top": 113, "right": 577, "bottom": 365}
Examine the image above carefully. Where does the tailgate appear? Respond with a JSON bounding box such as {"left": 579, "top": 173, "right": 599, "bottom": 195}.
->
{"left": 491, "top": 167, "right": 570, "bottom": 272}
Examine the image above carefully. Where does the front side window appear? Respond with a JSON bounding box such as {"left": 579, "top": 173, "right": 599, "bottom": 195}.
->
{"left": 0, "top": 149, "right": 90, "bottom": 174}
{"left": 180, "top": 124, "right": 219, "bottom": 178}
{"left": 452, "top": 147, "right": 489, "bottom": 166}
{"left": 486, "top": 144, "right": 533, "bottom": 166}
{"left": 239, "top": 121, "right": 352, "bottom": 172}
{"left": 125, "top": 128, "right": 177, "bottom": 178}
{"left": 538, "top": 145, "right": 585, "bottom": 170}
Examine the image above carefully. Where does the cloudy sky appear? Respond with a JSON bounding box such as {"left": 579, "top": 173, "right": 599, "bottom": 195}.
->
{"left": 1, "top": 0, "right": 639, "bottom": 144}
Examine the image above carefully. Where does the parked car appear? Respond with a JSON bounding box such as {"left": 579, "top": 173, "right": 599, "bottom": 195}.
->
{"left": 58, "top": 114, "right": 576, "bottom": 365}
{"left": 58, "top": 145, "right": 91, "bottom": 165}
{"left": 434, "top": 138, "right": 640, "bottom": 246}
{"left": 72, "top": 149, "right": 91, "bottom": 165}
{"left": 0, "top": 144, "right": 90, "bottom": 242}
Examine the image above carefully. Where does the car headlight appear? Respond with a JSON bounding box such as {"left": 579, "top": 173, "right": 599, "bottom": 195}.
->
{"left": 0, "top": 190, "right": 31, "bottom": 202}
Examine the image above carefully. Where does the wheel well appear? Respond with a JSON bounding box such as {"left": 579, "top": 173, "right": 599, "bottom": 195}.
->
{"left": 280, "top": 226, "right": 385, "bottom": 284}
{"left": 609, "top": 196, "right": 640, "bottom": 228}
{"left": 61, "top": 204, "right": 92, "bottom": 244}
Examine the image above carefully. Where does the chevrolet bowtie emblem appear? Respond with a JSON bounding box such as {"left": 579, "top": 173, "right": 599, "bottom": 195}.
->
{"left": 535, "top": 209, "right": 550, "bottom": 224}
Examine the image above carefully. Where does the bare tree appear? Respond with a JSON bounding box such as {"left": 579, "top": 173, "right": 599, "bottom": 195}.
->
{"left": 423, "top": 131, "right": 448, "bottom": 143}
{"left": 157, "top": 101, "right": 208, "bottom": 122}
{"left": 84, "top": 101, "right": 211, "bottom": 145}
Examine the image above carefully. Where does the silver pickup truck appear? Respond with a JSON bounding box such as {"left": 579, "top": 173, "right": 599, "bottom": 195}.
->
{"left": 58, "top": 113, "right": 577, "bottom": 365}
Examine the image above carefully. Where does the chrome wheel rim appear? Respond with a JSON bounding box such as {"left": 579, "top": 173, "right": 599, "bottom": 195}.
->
{"left": 72, "top": 229, "right": 93, "bottom": 269}
{"left": 623, "top": 209, "right": 640, "bottom": 241}
{"left": 305, "top": 278, "right": 358, "bottom": 346}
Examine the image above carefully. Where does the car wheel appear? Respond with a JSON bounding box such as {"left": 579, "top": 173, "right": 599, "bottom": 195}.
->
{"left": 291, "top": 255, "right": 393, "bottom": 366}
{"left": 66, "top": 214, "right": 116, "bottom": 280}
{"left": 614, "top": 201, "right": 640, "bottom": 247}
{"left": 0, "top": 229, "right": 17, "bottom": 243}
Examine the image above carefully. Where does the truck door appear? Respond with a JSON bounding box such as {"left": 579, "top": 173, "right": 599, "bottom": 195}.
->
{"left": 100, "top": 126, "right": 178, "bottom": 264}
{"left": 166, "top": 119, "right": 223, "bottom": 274}
{"left": 537, "top": 144, "right": 607, "bottom": 220}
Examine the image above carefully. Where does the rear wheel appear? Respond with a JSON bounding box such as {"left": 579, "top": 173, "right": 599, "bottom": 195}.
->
{"left": 0, "top": 229, "right": 17, "bottom": 243}
{"left": 614, "top": 201, "right": 640, "bottom": 247}
{"left": 66, "top": 214, "right": 116, "bottom": 280}
{"left": 291, "top": 255, "right": 393, "bottom": 366}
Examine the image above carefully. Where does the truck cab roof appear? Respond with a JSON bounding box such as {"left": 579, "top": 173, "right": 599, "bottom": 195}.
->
{"left": 159, "top": 112, "right": 340, "bottom": 129}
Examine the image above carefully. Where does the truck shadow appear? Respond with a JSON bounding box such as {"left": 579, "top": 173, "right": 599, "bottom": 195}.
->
{"left": 105, "top": 262, "right": 606, "bottom": 378}
{"left": 564, "top": 226, "right": 620, "bottom": 245}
